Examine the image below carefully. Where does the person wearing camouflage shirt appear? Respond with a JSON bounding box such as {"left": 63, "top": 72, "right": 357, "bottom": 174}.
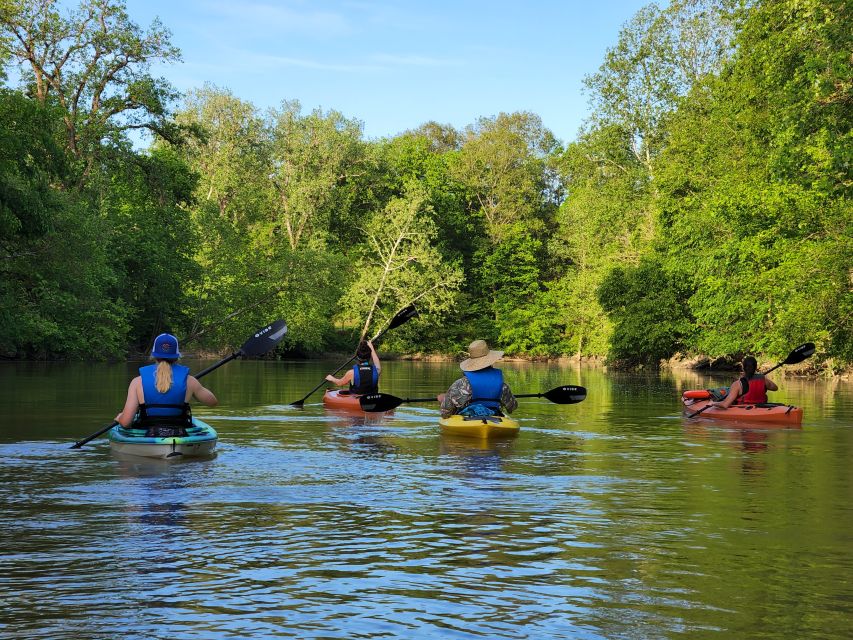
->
{"left": 439, "top": 340, "right": 517, "bottom": 418}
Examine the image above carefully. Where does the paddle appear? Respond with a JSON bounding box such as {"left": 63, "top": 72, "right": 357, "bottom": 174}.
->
{"left": 358, "top": 385, "right": 588, "bottom": 413}
{"left": 70, "top": 319, "right": 288, "bottom": 449}
{"left": 289, "top": 304, "right": 418, "bottom": 407}
{"left": 686, "top": 342, "right": 815, "bottom": 418}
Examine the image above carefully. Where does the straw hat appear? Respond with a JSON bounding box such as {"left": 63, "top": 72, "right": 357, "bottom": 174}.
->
{"left": 460, "top": 339, "right": 504, "bottom": 372}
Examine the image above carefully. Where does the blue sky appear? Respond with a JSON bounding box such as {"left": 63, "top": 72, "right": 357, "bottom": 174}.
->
{"left": 124, "top": 0, "right": 659, "bottom": 145}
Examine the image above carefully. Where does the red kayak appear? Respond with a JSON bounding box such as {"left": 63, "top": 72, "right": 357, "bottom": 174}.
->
{"left": 682, "top": 389, "right": 803, "bottom": 425}
{"left": 323, "top": 389, "right": 373, "bottom": 413}
{"left": 323, "top": 389, "right": 362, "bottom": 410}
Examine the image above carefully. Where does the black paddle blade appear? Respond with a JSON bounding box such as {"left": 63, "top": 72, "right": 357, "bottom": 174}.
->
{"left": 784, "top": 342, "right": 815, "bottom": 365}
{"left": 359, "top": 393, "right": 402, "bottom": 412}
{"left": 387, "top": 304, "right": 418, "bottom": 330}
{"left": 239, "top": 320, "right": 287, "bottom": 356}
{"left": 542, "top": 385, "right": 587, "bottom": 404}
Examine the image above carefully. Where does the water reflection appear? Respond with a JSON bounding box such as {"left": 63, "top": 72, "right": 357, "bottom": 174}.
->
{"left": 684, "top": 420, "right": 802, "bottom": 476}
{"left": 1, "top": 361, "right": 852, "bottom": 639}
{"left": 439, "top": 433, "right": 516, "bottom": 479}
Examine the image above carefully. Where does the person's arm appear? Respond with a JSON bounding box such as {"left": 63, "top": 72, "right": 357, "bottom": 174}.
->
{"left": 325, "top": 370, "right": 354, "bottom": 386}
{"left": 764, "top": 376, "right": 778, "bottom": 392}
{"left": 440, "top": 378, "right": 471, "bottom": 418}
{"left": 188, "top": 376, "right": 218, "bottom": 407}
{"left": 501, "top": 383, "right": 518, "bottom": 414}
{"left": 114, "top": 377, "right": 142, "bottom": 427}
{"left": 368, "top": 340, "right": 380, "bottom": 374}
{"left": 712, "top": 380, "right": 742, "bottom": 409}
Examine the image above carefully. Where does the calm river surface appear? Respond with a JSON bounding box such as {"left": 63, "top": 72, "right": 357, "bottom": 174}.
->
{"left": 1, "top": 359, "right": 852, "bottom": 639}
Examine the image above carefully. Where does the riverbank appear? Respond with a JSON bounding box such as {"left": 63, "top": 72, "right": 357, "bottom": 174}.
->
{"left": 15, "top": 347, "right": 851, "bottom": 379}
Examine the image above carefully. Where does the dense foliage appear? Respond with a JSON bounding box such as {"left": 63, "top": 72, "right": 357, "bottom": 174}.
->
{"left": 0, "top": 0, "right": 849, "bottom": 370}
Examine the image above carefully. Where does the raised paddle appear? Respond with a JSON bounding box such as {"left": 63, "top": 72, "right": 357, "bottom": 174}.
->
{"left": 358, "top": 385, "right": 588, "bottom": 413}
{"left": 70, "top": 319, "right": 288, "bottom": 449}
{"left": 686, "top": 342, "right": 815, "bottom": 418}
{"left": 289, "top": 304, "right": 418, "bottom": 407}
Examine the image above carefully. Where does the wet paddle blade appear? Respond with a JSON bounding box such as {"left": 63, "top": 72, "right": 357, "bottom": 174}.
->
{"left": 359, "top": 393, "right": 403, "bottom": 412}
{"left": 783, "top": 342, "right": 815, "bottom": 365}
{"left": 388, "top": 304, "right": 418, "bottom": 330}
{"left": 541, "top": 385, "right": 587, "bottom": 404}
{"left": 239, "top": 319, "right": 288, "bottom": 356}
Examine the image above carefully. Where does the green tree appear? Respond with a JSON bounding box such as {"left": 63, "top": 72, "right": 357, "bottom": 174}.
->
{"left": 0, "top": 0, "right": 181, "bottom": 183}
{"left": 598, "top": 256, "right": 693, "bottom": 367}
{"left": 98, "top": 147, "right": 200, "bottom": 348}
{"left": 0, "top": 88, "right": 128, "bottom": 357}
{"left": 341, "top": 184, "right": 462, "bottom": 345}
{"left": 453, "top": 111, "right": 560, "bottom": 243}
{"left": 655, "top": 0, "right": 852, "bottom": 363}
{"left": 266, "top": 100, "right": 367, "bottom": 251}
{"left": 584, "top": 0, "right": 734, "bottom": 174}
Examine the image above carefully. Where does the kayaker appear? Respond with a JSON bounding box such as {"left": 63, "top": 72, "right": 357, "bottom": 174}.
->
{"left": 439, "top": 339, "right": 518, "bottom": 418}
{"left": 711, "top": 356, "right": 778, "bottom": 409}
{"left": 325, "top": 339, "right": 381, "bottom": 395}
{"left": 114, "top": 333, "right": 218, "bottom": 428}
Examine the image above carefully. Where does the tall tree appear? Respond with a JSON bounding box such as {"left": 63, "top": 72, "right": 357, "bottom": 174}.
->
{"left": 341, "top": 184, "right": 462, "bottom": 343}
{"left": 583, "top": 0, "right": 734, "bottom": 174}
{"left": 453, "top": 111, "right": 560, "bottom": 243}
{"left": 267, "top": 100, "right": 367, "bottom": 251}
{"left": 0, "top": 88, "right": 128, "bottom": 357}
{"left": 655, "top": 0, "right": 852, "bottom": 362}
{"left": 0, "top": 0, "right": 181, "bottom": 182}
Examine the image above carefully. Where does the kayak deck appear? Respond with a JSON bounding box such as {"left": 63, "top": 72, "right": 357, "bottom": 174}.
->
{"left": 323, "top": 389, "right": 366, "bottom": 412}
{"left": 439, "top": 414, "right": 520, "bottom": 438}
{"left": 108, "top": 417, "right": 218, "bottom": 458}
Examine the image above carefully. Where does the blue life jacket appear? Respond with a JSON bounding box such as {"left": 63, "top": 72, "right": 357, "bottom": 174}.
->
{"left": 140, "top": 363, "right": 190, "bottom": 417}
{"left": 463, "top": 367, "right": 503, "bottom": 411}
{"left": 350, "top": 361, "right": 379, "bottom": 395}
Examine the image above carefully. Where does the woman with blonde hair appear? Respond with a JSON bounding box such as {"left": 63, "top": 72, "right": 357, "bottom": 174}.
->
{"left": 115, "top": 333, "right": 218, "bottom": 431}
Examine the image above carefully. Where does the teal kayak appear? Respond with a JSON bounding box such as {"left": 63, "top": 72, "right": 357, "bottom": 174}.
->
{"left": 108, "top": 418, "right": 217, "bottom": 459}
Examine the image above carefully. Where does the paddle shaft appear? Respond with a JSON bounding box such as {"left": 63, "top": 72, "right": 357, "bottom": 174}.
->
{"left": 391, "top": 392, "right": 549, "bottom": 403}
{"left": 359, "top": 385, "right": 587, "bottom": 412}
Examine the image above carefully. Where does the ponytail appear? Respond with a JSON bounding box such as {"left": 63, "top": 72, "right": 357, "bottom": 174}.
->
{"left": 155, "top": 360, "right": 173, "bottom": 393}
{"left": 742, "top": 356, "right": 758, "bottom": 379}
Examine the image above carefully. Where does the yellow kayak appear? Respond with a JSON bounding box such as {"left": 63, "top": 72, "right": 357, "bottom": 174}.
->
{"left": 439, "top": 414, "right": 520, "bottom": 438}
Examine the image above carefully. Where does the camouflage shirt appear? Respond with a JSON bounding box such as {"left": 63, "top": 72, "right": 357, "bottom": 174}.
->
{"left": 439, "top": 376, "right": 518, "bottom": 418}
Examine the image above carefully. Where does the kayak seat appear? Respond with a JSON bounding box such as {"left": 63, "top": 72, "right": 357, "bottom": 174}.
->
{"left": 134, "top": 403, "right": 193, "bottom": 437}
{"left": 708, "top": 388, "right": 729, "bottom": 401}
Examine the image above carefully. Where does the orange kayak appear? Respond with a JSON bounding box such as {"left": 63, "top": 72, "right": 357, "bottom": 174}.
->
{"left": 682, "top": 390, "right": 803, "bottom": 425}
{"left": 323, "top": 389, "right": 364, "bottom": 411}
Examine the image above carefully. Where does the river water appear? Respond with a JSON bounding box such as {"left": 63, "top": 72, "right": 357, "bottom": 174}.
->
{"left": 1, "top": 359, "right": 851, "bottom": 639}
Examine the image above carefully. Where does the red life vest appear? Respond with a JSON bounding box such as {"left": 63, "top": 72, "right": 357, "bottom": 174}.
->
{"left": 736, "top": 375, "right": 767, "bottom": 404}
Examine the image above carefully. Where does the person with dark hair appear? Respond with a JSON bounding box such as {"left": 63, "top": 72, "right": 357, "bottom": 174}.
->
{"left": 325, "top": 339, "right": 381, "bottom": 395}
{"left": 711, "top": 355, "right": 779, "bottom": 409}
{"left": 438, "top": 339, "right": 517, "bottom": 418}
{"left": 114, "top": 333, "right": 218, "bottom": 428}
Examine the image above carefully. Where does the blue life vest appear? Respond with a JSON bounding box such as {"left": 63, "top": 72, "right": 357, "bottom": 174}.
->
{"left": 463, "top": 367, "right": 503, "bottom": 411}
{"left": 140, "top": 363, "right": 189, "bottom": 416}
{"left": 350, "top": 361, "right": 379, "bottom": 395}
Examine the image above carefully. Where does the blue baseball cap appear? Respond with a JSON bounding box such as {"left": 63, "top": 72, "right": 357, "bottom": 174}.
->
{"left": 151, "top": 333, "right": 181, "bottom": 359}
